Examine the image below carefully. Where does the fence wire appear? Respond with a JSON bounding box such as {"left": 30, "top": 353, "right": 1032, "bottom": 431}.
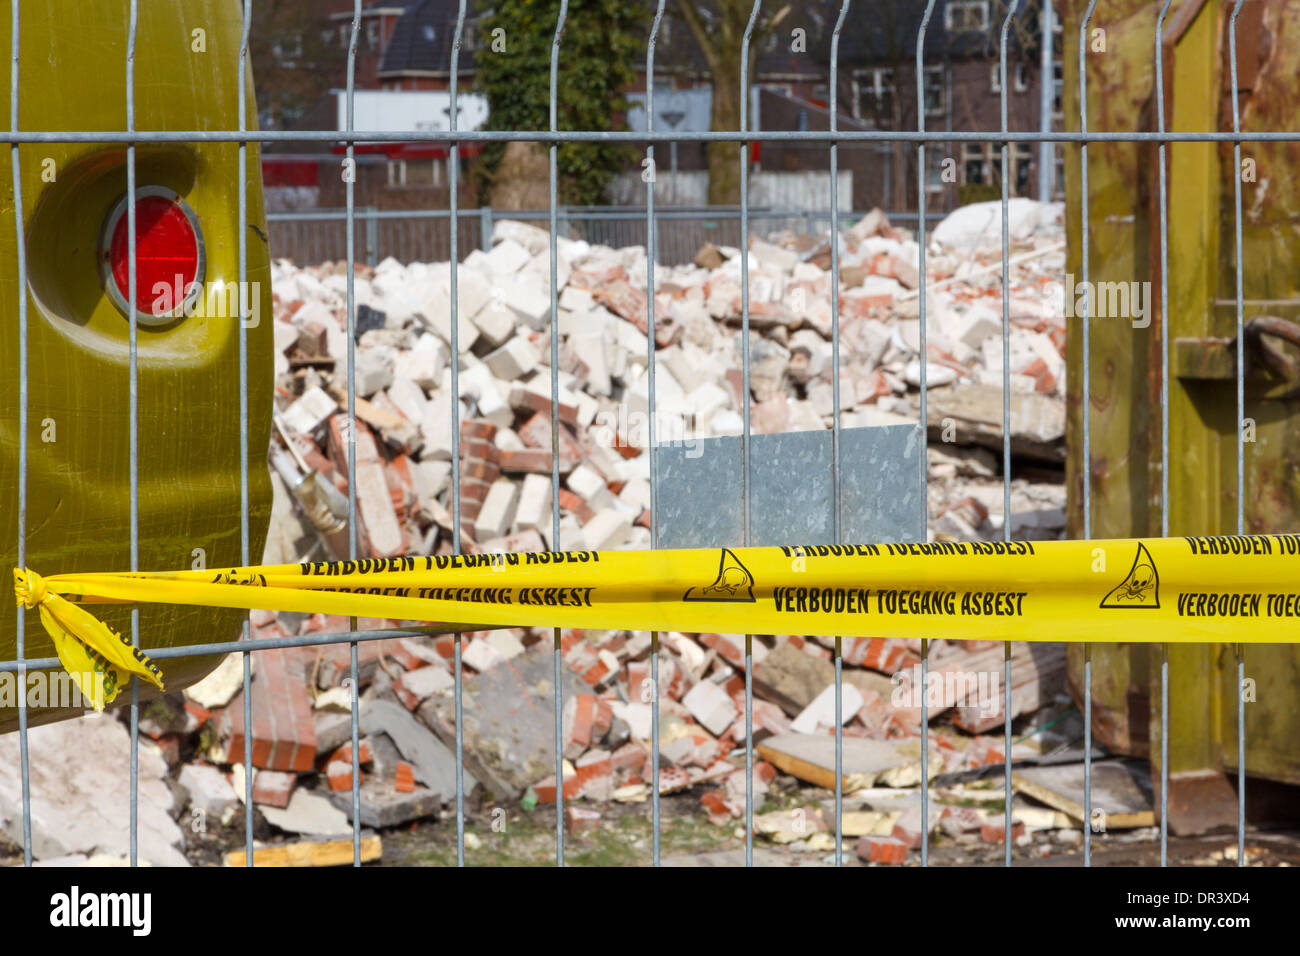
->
{"left": 4, "top": 0, "right": 1285, "bottom": 869}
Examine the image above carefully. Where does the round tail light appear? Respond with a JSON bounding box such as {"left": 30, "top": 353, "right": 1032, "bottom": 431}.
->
{"left": 100, "top": 186, "right": 205, "bottom": 325}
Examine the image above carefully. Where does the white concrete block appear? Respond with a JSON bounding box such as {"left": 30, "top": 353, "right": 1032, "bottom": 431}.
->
{"left": 559, "top": 286, "right": 594, "bottom": 313}
{"left": 492, "top": 219, "right": 550, "bottom": 255}
{"left": 494, "top": 273, "right": 552, "bottom": 330}
{"left": 422, "top": 267, "right": 487, "bottom": 353}
{"left": 617, "top": 478, "right": 651, "bottom": 513}
{"left": 281, "top": 386, "right": 337, "bottom": 435}
{"left": 418, "top": 391, "right": 466, "bottom": 460}
{"left": 469, "top": 295, "right": 518, "bottom": 348}
{"left": 682, "top": 681, "right": 737, "bottom": 736}
{"left": 494, "top": 427, "right": 526, "bottom": 451}
{"left": 459, "top": 363, "right": 513, "bottom": 427}
{"left": 952, "top": 303, "right": 1001, "bottom": 350}
{"left": 582, "top": 508, "right": 633, "bottom": 550}
{"left": 483, "top": 334, "right": 540, "bottom": 381}
{"left": 412, "top": 459, "right": 451, "bottom": 502}
{"left": 463, "top": 638, "right": 506, "bottom": 673}
{"left": 393, "top": 333, "right": 448, "bottom": 391}
{"left": 475, "top": 478, "right": 520, "bottom": 542}
{"left": 483, "top": 237, "right": 531, "bottom": 275}
{"left": 791, "top": 682, "right": 864, "bottom": 734}
{"left": 567, "top": 464, "right": 612, "bottom": 509}
{"left": 569, "top": 332, "right": 611, "bottom": 396}
{"left": 352, "top": 346, "right": 395, "bottom": 397}
{"left": 514, "top": 473, "right": 553, "bottom": 532}
{"left": 386, "top": 376, "right": 429, "bottom": 425}
{"left": 485, "top": 629, "right": 527, "bottom": 661}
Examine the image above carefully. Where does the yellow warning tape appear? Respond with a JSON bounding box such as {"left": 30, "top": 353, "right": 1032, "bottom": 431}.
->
{"left": 15, "top": 533, "right": 1300, "bottom": 709}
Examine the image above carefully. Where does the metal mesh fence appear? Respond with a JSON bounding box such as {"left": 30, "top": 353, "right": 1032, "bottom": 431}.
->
{"left": 2, "top": 0, "right": 1288, "bottom": 868}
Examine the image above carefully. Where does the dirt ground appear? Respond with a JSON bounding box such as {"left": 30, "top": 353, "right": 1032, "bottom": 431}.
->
{"left": 6, "top": 783, "right": 1297, "bottom": 868}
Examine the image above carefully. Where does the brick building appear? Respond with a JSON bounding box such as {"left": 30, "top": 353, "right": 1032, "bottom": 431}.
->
{"left": 261, "top": 0, "right": 1063, "bottom": 214}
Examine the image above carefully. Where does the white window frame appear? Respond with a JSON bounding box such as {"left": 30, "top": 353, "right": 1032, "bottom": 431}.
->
{"left": 852, "top": 68, "right": 894, "bottom": 125}
{"left": 1014, "top": 62, "right": 1029, "bottom": 93}
{"left": 925, "top": 148, "right": 947, "bottom": 194}
{"left": 923, "top": 65, "right": 945, "bottom": 117}
{"left": 990, "top": 63, "right": 1001, "bottom": 93}
{"left": 945, "top": 1, "right": 990, "bottom": 33}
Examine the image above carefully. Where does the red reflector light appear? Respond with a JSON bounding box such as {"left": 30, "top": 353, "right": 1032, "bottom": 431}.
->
{"left": 101, "top": 187, "right": 205, "bottom": 324}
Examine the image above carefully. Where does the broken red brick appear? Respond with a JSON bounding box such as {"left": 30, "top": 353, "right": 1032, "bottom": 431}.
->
{"left": 252, "top": 769, "right": 297, "bottom": 809}
{"left": 564, "top": 805, "right": 601, "bottom": 835}
{"left": 857, "top": 835, "right": 907, "bottom": 865}
{"left": 394, "top": 761, "right": 415, "bottom": 794}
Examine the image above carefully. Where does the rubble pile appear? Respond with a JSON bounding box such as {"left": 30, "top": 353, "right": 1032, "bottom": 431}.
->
{"left": 1, "top": 201, "right": 1087, "bottom": 866}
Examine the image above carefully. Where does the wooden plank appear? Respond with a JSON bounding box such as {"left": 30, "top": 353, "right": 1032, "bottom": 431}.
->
{"left": 224, "top": 834, "right": 382, "bottom": 867}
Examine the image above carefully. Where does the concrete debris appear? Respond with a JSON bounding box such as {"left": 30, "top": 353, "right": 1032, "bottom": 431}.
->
{"left": 0, "top": 206, "right": 1086, "bottom": 865}
{"left": 0, "top": 716, "right": 188, "bottom": 866}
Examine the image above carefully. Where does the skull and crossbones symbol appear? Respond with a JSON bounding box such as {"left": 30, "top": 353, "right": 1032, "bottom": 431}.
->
{"left": 1116, "top": 563, "right": 1155, "bottom": 602}
{"left": 703, "top": 566, "right": 749, "bottom": 596}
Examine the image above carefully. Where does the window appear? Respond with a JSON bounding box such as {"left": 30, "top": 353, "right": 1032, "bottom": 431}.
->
{"left": 1014, "top": 62, "right": 1029, "bottom": 93}
{"left": 1013, "top": 143, "right": 1033, "bottom": 192}
{"left": 386, "top": 160, "right": 436, "bottom": 188}
{"left": 1052, "top": 61, "right": 1064, "bottom": 118}
{"left": 924, "top": 65, "right": 944, "bottom": 116}
{"left": 945, "top": 1, "right": 989, "bottom": 32}
{"left": 925, "top": 149, "right": 947, "bottom": 194}
{"left": 990, "top": 63, "right": 1000, "bottom": 93}
{"left": 963, "top": 142, "right": 990, "bottom": 185}
{"left": 961, "top": 143, "right": 1035, "bottom": 195}
{"left": 854, "top": 69, "right": 894, "bottom": 127}
{"left": 367, "top": 20, "right": 380, "bottom": 51}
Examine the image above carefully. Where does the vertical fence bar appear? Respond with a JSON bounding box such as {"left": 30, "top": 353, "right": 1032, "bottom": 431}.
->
{"left": 344, "top": 0, "right": 364, "bottom": 867}
{"left": 549, "top": 0, "right": 570, "bottom": 868}
{"left": 125, "top": 0, "right": 140, "bottom": 868}
{"left": 449, "top": 0, "right": 468, "bottom": 869}
{"left": 237, "top": 0, "right": 256, "bottom": 867}
{"left": 646, "top": 0, "right": 666, "bottom": 868}
{"left": 915, "top": 0, "right": 938, "bottom": 870}
{"left": 8, "top": 0, "right": 31, "bottom": 869}
{"left": 739, "top": 0, "right": 763, "bottom": 869}
{"left": 828, "top": 0, "right": 850, "bottom": 870}
{"left": 1227, "top": 0, "right": 1247, "bottom": 868}
{"left": 1078, "top": 0, "right": 1099, "bottom": 869}
{"left": 998, "top": 0, "right": 1021, "bottom": 870}
{"left": 1154, "top": 0, "right": 1173, "bottom": 868}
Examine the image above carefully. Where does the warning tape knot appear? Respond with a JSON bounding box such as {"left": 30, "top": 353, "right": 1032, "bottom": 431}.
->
{"left": 13, "top": 568, "right": 48, "bottom": 609}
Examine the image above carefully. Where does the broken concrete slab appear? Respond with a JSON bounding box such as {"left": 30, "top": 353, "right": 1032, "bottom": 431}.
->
{"left": 329, "top": 776, "right": 442, "bottom": 828}
{"left": 420, "top": 646, "right": 587, "bottom": 801}
{"left": 752, "top": 642, "right": 834, "bottom": 716}
{"left": 925, "top": 383, "right": 1065, "bottom": 462}
{"left": 259, "top": 789, "right": 352, "bottom": 838}
{"left": 756, "top": 733, "right": 938, "bottom": 791}
{"left": 359, "top": 698, "right": 467, "bottom": 802}
{"left": 0, "top": 715, "right": 187, "bottom": 866}
{"left": 1012, "top": 759, "right": 1154, "bottom": 829}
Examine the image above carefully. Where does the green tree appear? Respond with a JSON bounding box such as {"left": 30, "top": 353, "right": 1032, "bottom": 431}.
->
{"left": 474, "top": 0, "right": 646, "bottom": 206}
